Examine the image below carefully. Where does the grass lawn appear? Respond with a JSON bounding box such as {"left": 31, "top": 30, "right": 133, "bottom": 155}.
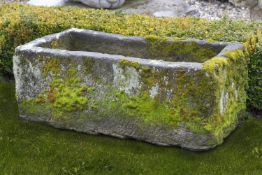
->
{"left": 0, "top": 81, "right": 261, "bottom": 175}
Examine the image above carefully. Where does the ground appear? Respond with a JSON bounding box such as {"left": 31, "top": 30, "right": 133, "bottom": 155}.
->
{"left": 0, "top": 81, "right": 261, "bottom": 175}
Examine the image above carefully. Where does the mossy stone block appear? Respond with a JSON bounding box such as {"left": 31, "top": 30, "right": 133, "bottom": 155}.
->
{"left": 13, "top": 28, "right": 247, "bottom": 150}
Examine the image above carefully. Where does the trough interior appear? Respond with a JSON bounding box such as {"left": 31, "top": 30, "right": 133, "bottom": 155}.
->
{"left": 40, "top": 31, "right": 226, "bottom": 63}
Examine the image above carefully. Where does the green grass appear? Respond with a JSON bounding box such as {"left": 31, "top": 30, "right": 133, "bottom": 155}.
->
{"left": 0, "top": 82, "right": 261, "bottom": 175}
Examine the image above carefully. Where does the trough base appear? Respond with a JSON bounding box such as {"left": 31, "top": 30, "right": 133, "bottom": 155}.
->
{"left": 19, "top": 113, "right": 238, "bottom": 151}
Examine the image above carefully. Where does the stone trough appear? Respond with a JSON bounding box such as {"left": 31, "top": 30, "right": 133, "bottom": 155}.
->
{"left": 13, "top": 28, "right": 247, "bottom": 150}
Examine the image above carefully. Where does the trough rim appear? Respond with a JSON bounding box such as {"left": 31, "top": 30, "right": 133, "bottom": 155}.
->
{"left": 15, "top": 28, "right": 244, "bottom": 71}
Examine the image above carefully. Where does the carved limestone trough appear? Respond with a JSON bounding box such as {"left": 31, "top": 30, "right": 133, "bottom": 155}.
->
{"left": 13, "top": 28, "right": 247, "bottom": 150}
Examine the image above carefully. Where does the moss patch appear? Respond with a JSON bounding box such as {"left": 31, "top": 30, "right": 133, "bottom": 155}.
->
{"left": 23, "top": 59, "right": 93, "bottom": 119}
{"left": 146, "top": 35, "right": 219, "bottom": 62}
{"left": 202, "top": 48, "right": 248, "bottom": 139}
{"left": 119, "top": 59, "right": 141, "bottom": 70}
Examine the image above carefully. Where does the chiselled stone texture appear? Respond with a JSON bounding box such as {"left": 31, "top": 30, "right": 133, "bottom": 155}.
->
{"left": 71, "top": 0, "right": 125, "bottom": 9}
{"left": 13, "top": 28, "right": 247, "bottom": 150}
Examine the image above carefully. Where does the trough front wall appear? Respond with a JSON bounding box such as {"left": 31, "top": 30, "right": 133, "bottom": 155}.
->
{"left": 14, "top": 50, "right": 216, "bottom": 123}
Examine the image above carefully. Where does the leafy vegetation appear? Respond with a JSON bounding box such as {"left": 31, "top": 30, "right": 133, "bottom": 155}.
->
{"left": 247, "top": 31, "right": 262, "bottom": 111}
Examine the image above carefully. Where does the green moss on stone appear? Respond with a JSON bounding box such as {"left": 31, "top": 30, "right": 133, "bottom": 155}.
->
{"left": 83, "top": 58, "right": 95, "bottom": 75}
{"left": 21, "top": 99, "right": 51, "bottom": 115}
{"left": 115, "top": 91, "right": 180, "bottom": 125}
{"left": 42, "top": 58, "right": 60, "bottom": 77}
{"left": 50, "top": 40, "right": 59, "bottom": 49}
{"left": 119, "top": 59, "right": 141, "bottom": 69}
{"left": 25, "top": 61, "right": 92, "bottom": 119}
{"left": 201, "top": 47, "right": 248, "bottom": 139}
{"left": 146, "top": 36, "right": 218, "bottom": 62}
{"left": 93, "top": 67, "right": 219, "bottom": 135}
{"left": 203, "top": 57, "right": 228, "bottom": 72}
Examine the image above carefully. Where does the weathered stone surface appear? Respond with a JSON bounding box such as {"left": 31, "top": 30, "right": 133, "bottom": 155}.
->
{"left": 125, "top": 0, "right": 197, "bottom": 18}
{"left": 27, "top": 0, "right": 67, "bottom": 7}
{"left": 13, "top": 28, "right": 247, "bottom": 150}
{"left": 229, "top": 0, "right": 262, "bottom": 20}
{"left": 72, "top": 0, "right": 125, "bottom": 9}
